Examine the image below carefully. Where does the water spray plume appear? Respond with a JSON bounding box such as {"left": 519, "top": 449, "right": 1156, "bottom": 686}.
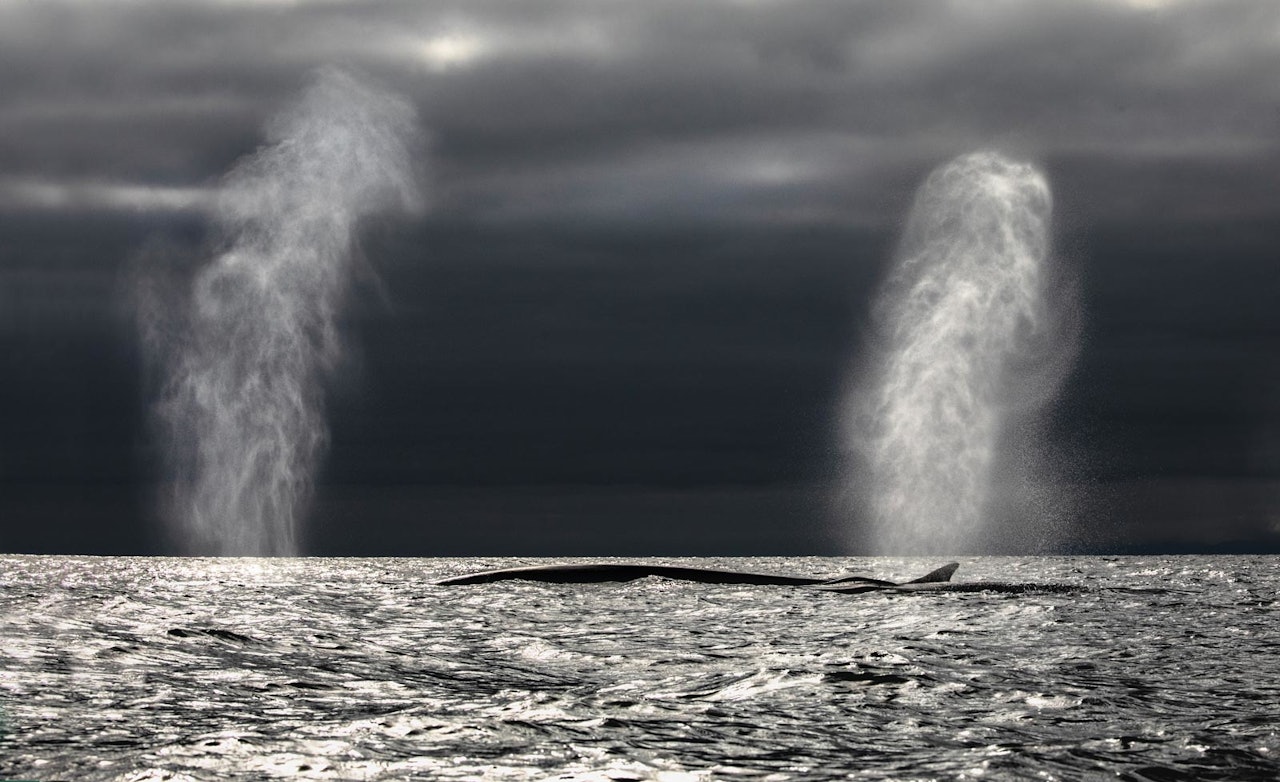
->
{"left": 842, "top": 151, "right": 1073, "bottom": 555}
{"left": 145, "top": 68, "right": 422, "bottom": 555}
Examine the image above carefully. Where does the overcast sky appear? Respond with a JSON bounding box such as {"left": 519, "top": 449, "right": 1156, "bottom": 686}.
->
{"left": 1, "top": 0, "right": 1278, "bottom": 555}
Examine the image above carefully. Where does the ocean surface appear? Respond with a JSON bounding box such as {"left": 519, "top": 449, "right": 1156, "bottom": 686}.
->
{"left": 1, "top": 555, "right": 1277, "bottom": 781}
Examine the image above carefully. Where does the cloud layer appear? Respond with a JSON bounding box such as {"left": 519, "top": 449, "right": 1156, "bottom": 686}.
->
{"left": 2, "top": 0, "right": 1278, "bottom": 225}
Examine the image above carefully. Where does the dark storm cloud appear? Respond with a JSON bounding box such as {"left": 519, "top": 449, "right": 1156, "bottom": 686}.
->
{"left": 1, "top": 0, "right": 1278, "bottom": 223}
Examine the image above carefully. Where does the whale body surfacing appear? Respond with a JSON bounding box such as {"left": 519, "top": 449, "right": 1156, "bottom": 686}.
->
{"left": 436, "top": 562, "right": 960, "bottom": 591}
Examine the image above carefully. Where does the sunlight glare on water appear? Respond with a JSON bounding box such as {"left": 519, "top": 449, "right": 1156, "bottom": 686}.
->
{"left": 1, "top": 555, "right": 1278, "bottom": 780}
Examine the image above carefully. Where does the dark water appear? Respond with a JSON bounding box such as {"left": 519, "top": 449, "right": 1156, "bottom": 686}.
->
{"left": 1, "top": 555, "right": 1277, "bottom": 780}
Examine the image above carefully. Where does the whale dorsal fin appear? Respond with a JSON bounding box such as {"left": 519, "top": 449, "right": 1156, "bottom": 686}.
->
{"left": 906, "top": 562, "right": 959, "bottom": 584}
{"left": 820, "top": 562, "right": 959, "bottom": 588}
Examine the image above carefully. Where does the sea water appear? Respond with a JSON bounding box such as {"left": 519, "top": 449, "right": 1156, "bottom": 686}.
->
{"left": 1, "top": 555, "right": 1277, "bottom": 780}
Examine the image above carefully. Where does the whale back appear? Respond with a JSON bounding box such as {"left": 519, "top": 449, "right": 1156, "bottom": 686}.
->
{"left": 436, "top": 562, "right": 961, "bottom": 590}
{"left": 435, "top": 563, "right": 828, "bottom": 586}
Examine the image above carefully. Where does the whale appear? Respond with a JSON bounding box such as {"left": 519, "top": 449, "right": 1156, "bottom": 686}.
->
{"left": 435, "top": 562, "right": 961, "bottom": 590}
